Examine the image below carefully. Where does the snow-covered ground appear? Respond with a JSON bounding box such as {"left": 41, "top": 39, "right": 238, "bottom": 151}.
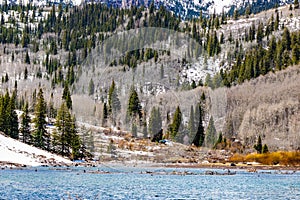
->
{"left": 0, "top": 133, "right": 72, "bottom": 167}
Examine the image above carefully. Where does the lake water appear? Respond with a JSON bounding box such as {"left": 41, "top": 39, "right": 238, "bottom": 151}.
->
{"left": 0, "top": 166, "right": 300, "bottom": 199}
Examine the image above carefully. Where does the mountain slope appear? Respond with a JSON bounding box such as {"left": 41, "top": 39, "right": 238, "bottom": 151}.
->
{"left": 98, "top": 0, "right": 294, "bottom": 18}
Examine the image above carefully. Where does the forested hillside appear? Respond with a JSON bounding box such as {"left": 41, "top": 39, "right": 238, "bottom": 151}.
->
{"left": 0, "top": 1, "right": 299, "bottom": 161}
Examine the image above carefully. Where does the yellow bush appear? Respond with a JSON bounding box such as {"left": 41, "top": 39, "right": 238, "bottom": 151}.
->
{"left": 229, "top": 153, "right": 245, "bottom": 163}
{"left": 229, "top": 151, "right": 300, "bottom": 166}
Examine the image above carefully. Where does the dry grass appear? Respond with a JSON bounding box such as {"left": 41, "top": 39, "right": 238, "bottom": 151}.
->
{"left": 229, "top": 151, "right": 300, "bottom": 166}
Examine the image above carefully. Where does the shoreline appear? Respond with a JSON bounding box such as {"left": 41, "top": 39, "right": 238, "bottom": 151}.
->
{"left": 1, "top": 160, "right": 300, "bottom": 172}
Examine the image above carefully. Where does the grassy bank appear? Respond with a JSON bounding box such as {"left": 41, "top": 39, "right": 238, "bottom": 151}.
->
{"left": 229, "top": 151, "right": 300, "bottom": 166}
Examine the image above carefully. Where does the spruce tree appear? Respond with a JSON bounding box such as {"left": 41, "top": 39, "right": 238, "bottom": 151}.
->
{"left": 262, "top": 144, "right": 269, "bottom": 154}
{"left": 192, "top": 103, "right": 204, "bottom": 147}
{"left": 55, "top": 102, "right": 73, "bottom": 157}
{"left": 70, "top": 115, "right": 82, "bottom": 160}
{"left": 205, "top": 116, "right": 217, "bottom": 147}
{"left": 102, "top": 102, "right": 108, "bottom": 126}
{"left": 20, "top": 102, "right": 31, "bottom": 144}
{"left": 188, "top": 105, "right": 195, "bottom": 143}
{"left": 127, "top": 87, "right": 142, "bottom": 119}
{"left": 24, "top": 67, "right": 28, "bottom": 80}
{"left": 170, "top": 106, "right": 182, "bottom": 139}
{"left": 108, "top": 80, "right": 121, "bottom": 123}
{"left": 33, "top": 88, "right": 49, "bottom": 150}
{"left": 62, "top": 83, "right": 72, "bottom": 109}
{"left": 7, "top": 92, "right": 19, "bottom": 139}
{"left": 25, "top": 51, "right": 30, "bottom": 64}
{"left": 88, "top": 78, "right": 94, "bottom": 96}
{"left": 254, "top": 135, "right": 262, "bottom": 153}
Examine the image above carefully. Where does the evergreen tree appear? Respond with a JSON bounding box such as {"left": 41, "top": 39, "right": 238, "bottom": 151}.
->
{"left": 55, "top": 102, "right": 73, "bottom": 157}
{"left": 62, "top": 83, "right": 72, "bottom": 109}
{"left": 170, "top": 106, "right": 182, "bottom": 139}
{"left": 191, "top": 80, "right": 197, "bottom": 89}
{"left": 108, "top": 80, "right": 121, "bottom": 123}
{"left": 25, "top": 51, "right": 30, "bottom": 64}
{"left": 88, "top": 78, "right": 94, "bottom": 96}
{"left": 33, "top": 88, "right": 49, "bottom": 150}
{"left": 254, "top": 135, "right": 262, "bottom": 153}
{"left": 24, "top": 67, "right": 28, "bottom": 80}
{"left": 192, "top": 103, "right": 204, "bottom": 147}
{"left": 0, "top": 91, "right": 10, "bottom": 134}
{"left": 20, "top": 102, "right": 31, "bottom": 144}
{"left": 274, "top": 12, "right": 279, "bottom": 30}
{"left": 205, "top": 116, "right": 217, "bottom": 147}
{"left": 188, "top": 105, "right": 195, "bottom": 143}
{"left": 256, "top": 22, "right": 264, "bottom": 44}
{"left": 5, "top": 73, "right": 9, "bottom": 83}
{"left": 102, "top": 102, "right": 108, "bottom": 126}
{"left": 7, "top": 92, "right": 19, "bottom": 139}
{"left": 70, "top": 115, "right": 82, "bottom": 160}
{"left": 127, "top": 87, "right": 142, "bottom": 119}
{"left": 292, "top": 44, "right": 299, "bottom": 65}
{"left": 262, "top": 144, "right": 269, "bottom": 154}
{"left": 282, "top": 27, "right": 291, "bottom": 51}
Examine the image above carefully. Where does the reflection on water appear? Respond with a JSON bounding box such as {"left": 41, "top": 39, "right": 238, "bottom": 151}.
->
{"left": 0, "top": 166, "right": 299, "bottom": 199}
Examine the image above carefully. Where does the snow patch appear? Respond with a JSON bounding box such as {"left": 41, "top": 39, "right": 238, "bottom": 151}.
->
{"left": 0, "top": 133, "right": 72, "bottom": 166}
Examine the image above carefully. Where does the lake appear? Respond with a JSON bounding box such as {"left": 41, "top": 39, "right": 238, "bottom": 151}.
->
{"left": 0, "top": 166, "right": 299, "bottom": 199}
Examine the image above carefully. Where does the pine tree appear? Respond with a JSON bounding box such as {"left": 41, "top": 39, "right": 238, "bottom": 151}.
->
{"left": 55, "top": 102, "right": 73, "bottom": 157}
{"left": 256, "top": 22, "right": 264, "bottom": 44}
{"left": 282, "top": 27, "right": 291, "bottom": 51}
{"left": 7, "top": 92, "right": 19, "bottom": 139}
{"left": 192, "top": 103, "right": 204, "bottom": 147}
{"left": 24, "top": 67, "right": 28, "bottom": 80}
{"left": 262, "top": 144, "right": 269, "bottom": 154}
{"left": 88, "top": 78, "right": 95, "bottom": 96}
{"left": 254, "top": 135, "right": 262, "bottom": 153}
{"left": 170, "top": 106, "right": 182, "bottom": 139}
{"left": 70, "top": 115, "right": 82, "bottom": 160}
{"left": 292, "top": 44, "right": 299, "bottom": 65}
{"left": 33, "top": 88, "right": 49, "bottom": 150}
{"left": 62, "top": 83, "right": 72, "bottom": 109}
{"left": 0, "top": 91, "right": 10, "bottom": 134}
{"left": 127, "top": 87, "right": 142, "bottom": 119}
{"left": 206, "top": 116, "right": 217, "bottom": 147}
{"left": 188, "top": 105, "right": 195, "bottom": 143}
{"left": 191, "top": 80, "right": 196, "bottom": 89}
{"left": 25, "top": 51, "right": 30, "bottom": 64}
{"left": 20, "top": 102, "right": 31, "bottom": 144}
{"left": 108, "top": 80, "right": 121, "bottom": 123}
{"left": 5, "top": 73, "right": 9, "bottom": 83}
{"left": 102, "top": 102, "right": 108, "bottom": 126}
{"left": 274, "top": 12, "right": 279, "bottom": 31}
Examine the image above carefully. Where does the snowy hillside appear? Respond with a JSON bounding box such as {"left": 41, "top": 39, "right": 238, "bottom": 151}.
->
{"left": 0, "top": 133, "right": 72, "bottom": 167}
{"left": 0, "top": 0, "right": 294, "bottom": 18}
{"left": 97, "top": 0, "right": 294, "bottom": 18}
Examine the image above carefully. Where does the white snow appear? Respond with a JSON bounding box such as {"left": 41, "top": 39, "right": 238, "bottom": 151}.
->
{"left": 0, "top": 133, "right": 72, "bottom": 166}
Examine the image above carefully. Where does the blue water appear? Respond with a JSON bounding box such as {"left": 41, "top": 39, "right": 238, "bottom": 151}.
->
{"left": 0, "top": 166, "right": 300, "bottom": 199}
